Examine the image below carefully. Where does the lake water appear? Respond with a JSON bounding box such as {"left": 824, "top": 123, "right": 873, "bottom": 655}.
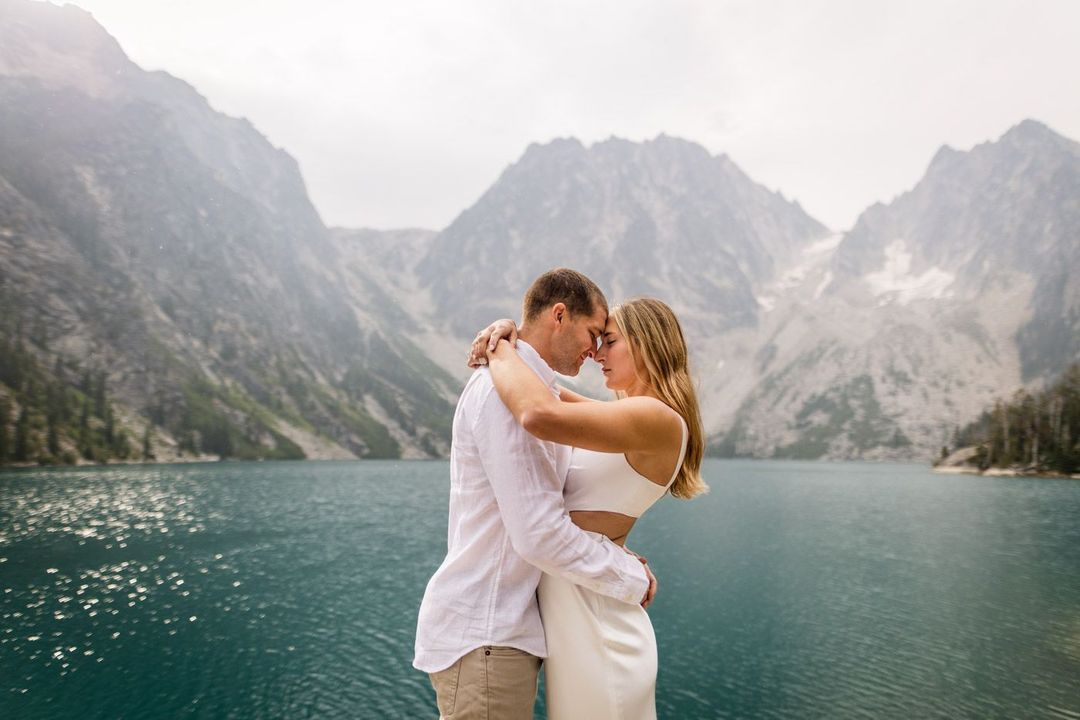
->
{"left": 1, "top": 460, "right": 1078, "bottom": 719}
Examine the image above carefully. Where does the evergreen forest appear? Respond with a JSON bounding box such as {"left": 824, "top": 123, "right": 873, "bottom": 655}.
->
{"left": 945, "top": 363, "right": 1080, "bottom": 475}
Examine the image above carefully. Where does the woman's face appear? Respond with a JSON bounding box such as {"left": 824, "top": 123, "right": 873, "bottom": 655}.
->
{"left": 593, "top": 318, "right": 644, "bottom": 392}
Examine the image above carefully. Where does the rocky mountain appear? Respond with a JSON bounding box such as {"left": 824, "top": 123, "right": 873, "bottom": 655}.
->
{"left": 830, "top": 119, "right": 1080, "bottom": 382}
{"left": 715, "top": 120, "right": 1080, "bottom": 458}
{"left": 417, "top": 135, "right": 828, "bottom": 340}
{"left": 369, "top": 120, "right": 1079, "bottom": 462}
{"left": 2, "top": 0, "right": 1076, "bottom": 466}
{"left": 0, "top": 0, "right": 455, "bottom": 463}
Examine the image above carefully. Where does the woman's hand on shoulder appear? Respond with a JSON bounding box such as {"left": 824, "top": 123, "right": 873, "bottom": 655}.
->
{"left": 467, "top": 319, "right": 518, "bottom": 368}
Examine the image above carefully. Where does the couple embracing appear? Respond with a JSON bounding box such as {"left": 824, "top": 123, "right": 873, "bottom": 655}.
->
{"left": 414, "top": 268, "right": 707, "bottom": 719}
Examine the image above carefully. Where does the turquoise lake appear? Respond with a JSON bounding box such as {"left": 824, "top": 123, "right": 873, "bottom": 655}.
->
{"left": 1, "top": 459, "right": 1078, "bottom": 718}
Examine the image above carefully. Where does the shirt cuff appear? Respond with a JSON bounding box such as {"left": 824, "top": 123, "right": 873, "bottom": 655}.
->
{"left": 618, "top": 564, "right": 650, "bottom": 605}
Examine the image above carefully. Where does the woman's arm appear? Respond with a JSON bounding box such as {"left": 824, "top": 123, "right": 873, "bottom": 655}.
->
{"left": 557, "top": 385, "right": 598, "bottom": 403}
{"left": 486, "top": 340, "right": 680, "bottom": 454}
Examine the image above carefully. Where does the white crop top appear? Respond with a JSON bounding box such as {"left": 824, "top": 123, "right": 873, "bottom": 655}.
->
{"left": 563, "top": 416, "right": 688, "bottom": 518}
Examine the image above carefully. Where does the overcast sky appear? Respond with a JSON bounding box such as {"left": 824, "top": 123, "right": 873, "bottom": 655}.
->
{"left": 59, "top": 0, "right": 1080, "bottom": 232}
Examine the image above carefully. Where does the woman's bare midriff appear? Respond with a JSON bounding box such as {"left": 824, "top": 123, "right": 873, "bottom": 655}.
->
{"left": 569, "top": 510, "right": 636, "bottom": 547}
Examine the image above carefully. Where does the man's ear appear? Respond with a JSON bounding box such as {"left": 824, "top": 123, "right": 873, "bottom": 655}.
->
{"left": 550, "top": 302, "right": 567, "bottom": 326}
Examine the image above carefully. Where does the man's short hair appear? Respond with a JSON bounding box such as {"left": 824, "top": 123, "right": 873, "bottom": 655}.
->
{"left": 522, "top": 268, "right": 608, "bottom": 323}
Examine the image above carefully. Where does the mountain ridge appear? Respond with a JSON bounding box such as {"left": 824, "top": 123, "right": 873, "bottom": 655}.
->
{"left": 1, "top": 0, "right": 1077, "bottom": 466}
{"left": 0, "top": 0, "right": 455, "bottom": 464}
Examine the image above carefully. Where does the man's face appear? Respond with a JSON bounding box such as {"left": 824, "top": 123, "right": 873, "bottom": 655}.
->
{"left": 550, "top": 302, "right": 607, "bottom": 376}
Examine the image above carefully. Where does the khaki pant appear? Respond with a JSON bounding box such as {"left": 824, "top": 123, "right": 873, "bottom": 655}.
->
{"left": 429, "top": 645, "right": 541, "bottom": 719}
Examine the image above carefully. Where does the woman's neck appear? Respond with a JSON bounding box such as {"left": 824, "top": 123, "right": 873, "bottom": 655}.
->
{"left": 624, "top": 383, "right": 658, "bottom": 400}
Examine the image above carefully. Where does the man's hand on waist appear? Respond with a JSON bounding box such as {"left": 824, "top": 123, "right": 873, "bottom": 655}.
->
{"left": 624, "top": 547, "right": 657, "bottom": 609}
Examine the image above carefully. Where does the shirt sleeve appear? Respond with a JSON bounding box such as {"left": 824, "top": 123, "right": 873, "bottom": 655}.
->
{"left": 470, "top": 379, "right": 649, "bottom": 605}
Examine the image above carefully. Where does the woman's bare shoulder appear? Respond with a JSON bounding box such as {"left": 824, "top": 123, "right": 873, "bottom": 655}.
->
{"left": 615, "top": 396, "right": 683, "bottom": 427}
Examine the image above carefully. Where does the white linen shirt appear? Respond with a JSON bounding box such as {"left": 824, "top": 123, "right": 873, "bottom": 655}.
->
{"left": 413, "top": 340, "right": 650, "bottom": 673}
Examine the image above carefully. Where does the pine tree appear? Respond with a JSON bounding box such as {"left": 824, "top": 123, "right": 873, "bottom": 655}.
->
{"left": 31, "top": 315, "right": 48, "bottom": 350}
{"left": 103, "top": 404, "right": 115, "bottom": 457}
{"left": 0, "top": 398, "right": 10, "bottom": 462}
{"left": 10, "top": 335, "right": 27, "bottom": 392}
{"left": 13, "top": 406, "right": 31, "bottom": 462}
{"left": 0, "top": 336, "right": 13, "bottom": 387}
{"left": 79, "top": 396, "right": 92, "bottom": 458}
{"left": 47, "top": 415, "right": 60, "bottom": 458}
{"left": 45, "top": 381, "right": 58, "bottom": 423}
{"left": 142, "top": 425, "right": 154, "bottom": 461}
{"left": 94, "top": 371, "right": 107, "bottom": 419}
{"left": 112, "top": 428, "right": 130, "bottom": 459}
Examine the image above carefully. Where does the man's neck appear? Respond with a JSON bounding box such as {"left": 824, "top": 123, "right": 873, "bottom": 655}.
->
{"left": 517, "top": 325, "right": 554, "bottom": 369}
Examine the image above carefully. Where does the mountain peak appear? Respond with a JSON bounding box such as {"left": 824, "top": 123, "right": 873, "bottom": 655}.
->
{"left": 644, "top": 133, "right": 715, "bottom": 162}
{"left": 925, "top": 120, "right": 1072, "bottom": 177}
{"left": 1004, "top": 118, "right": 1053, "bottom": 141}
{"left": 925, "top": 143, "right": 959, "bottom": 172}
{"left": 422, "top": 129, "right": 828, "bottom": 336}
{"left": 521, "top": 136, "right": 585, "bottom": 158}
{"left": 518, "top": 134, "right": 729, "bottom": 169}
{"left": 646, "top": 132, "right": 704, "bottom": 149}
{"left": 998, "top": 118, "right": 1078, "bottom": 156}
{"left": 0, "top": 0, "right": 133, "bottom": 96}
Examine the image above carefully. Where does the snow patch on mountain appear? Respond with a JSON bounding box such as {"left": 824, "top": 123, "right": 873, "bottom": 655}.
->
{"left": 813, "top": 271, "right": 833, "bottom": 299}
{"left": 756, "top": 233, "right": 843, "bottom": 312}
{"left": 805, "top": 233, "right": 844, "bottom": 255}
{"left": 864, "top": 240, "right": 955, "bottom": 305}
{"left": 756, "top": 295, "right": 777, "bottom": 312}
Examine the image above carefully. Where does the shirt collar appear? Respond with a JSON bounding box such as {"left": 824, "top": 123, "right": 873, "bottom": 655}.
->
{"left": 515, "top": 340, "right": 558, "bottom": 389}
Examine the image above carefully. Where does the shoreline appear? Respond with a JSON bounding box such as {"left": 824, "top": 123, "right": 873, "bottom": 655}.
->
{"left": 932, "top": 465, "right": 1080, "bottom": 480}
{"left": 4, "top": 456, "right": 1076, "bottom": 479}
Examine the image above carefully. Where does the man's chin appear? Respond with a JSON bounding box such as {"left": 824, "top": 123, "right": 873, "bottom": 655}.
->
{"left": 555, "top": 360, "right": 584, "bottom": 377}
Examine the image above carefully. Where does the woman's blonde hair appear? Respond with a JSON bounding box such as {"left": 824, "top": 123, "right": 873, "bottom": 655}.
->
{"left": 611, "top": 298, "right": 708, "bottom": 499}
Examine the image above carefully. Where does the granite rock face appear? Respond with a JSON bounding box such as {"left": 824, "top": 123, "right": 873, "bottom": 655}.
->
{"left": 830, "top": 119, "right": 1080, "bottom": 382}
{"left": 394, "top": 121, "right": 1079, "bottom": 461}
{"left": 0, "top": 0, "right": 454, "bottom": 460}
{"left": 715, "top": 120, "right": 1080, "bottom": 458}
{"left": 417, "top": 135, "right": 828, "bottom": 338}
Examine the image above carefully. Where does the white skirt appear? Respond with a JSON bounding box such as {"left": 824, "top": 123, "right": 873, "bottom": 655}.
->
{"left": 538, "top": 533, "right": 658, "bottom": 720}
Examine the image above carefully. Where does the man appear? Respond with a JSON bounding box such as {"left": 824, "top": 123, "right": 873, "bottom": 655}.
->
{"left": 414, "top": 268, "right": 656, "bottom": 719}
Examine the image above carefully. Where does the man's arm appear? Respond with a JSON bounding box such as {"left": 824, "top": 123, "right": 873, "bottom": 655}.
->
{"left": 472, "top": 380, "right": 650, "bottom": 605}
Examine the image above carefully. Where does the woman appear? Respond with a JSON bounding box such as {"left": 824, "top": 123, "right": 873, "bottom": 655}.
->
{"left": 470, "top": 297, "right": 707, "bottom": 720}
